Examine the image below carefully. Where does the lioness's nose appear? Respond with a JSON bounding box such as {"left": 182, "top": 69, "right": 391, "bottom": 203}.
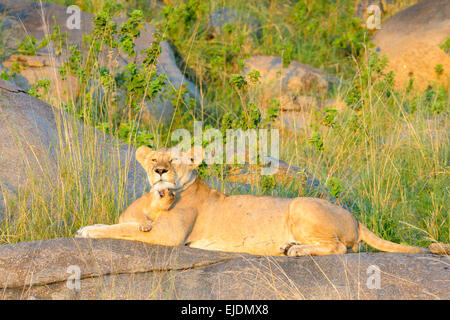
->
{"left": 155, "top": 168, "right": 168, "bottom": 175}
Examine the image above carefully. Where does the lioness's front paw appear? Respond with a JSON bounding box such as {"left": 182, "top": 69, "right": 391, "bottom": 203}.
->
{"left": 75, "top": 224, "right": 107, "bottom": 238}
{"left": 285, "top": 245, "right": 311, "bottom": 256}
{"left": 139, "top": 221, "right": 154, "bottom": 232}
{"left": 279, "top": 242, "right": 301, "bottom": 255}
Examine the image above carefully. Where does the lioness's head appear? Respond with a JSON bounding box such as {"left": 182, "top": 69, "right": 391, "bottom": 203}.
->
{"left": 136, "top": 146, "right": 201, "bottom": 191}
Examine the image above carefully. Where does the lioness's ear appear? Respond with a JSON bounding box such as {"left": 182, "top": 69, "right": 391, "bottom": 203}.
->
{"left": 136, "top": 146, "right": 154, "bottom": 166}
{"left": 185, "top": 145, "right": 204, "bottom": 168}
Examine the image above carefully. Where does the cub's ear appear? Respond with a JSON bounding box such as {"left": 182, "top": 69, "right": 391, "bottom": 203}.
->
{"left": 136, "top": 146, "right": 154, "bottom": 166}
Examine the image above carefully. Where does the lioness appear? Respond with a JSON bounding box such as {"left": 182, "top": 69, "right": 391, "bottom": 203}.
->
{"left": 76, "top": 146, "right": 448, "bottom": 256}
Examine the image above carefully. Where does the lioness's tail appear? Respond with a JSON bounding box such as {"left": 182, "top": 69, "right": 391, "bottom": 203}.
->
{"left": 358, "top": 223, "right": 429, "bottom": 254}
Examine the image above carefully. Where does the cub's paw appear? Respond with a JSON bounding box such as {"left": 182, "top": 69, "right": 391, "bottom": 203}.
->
{"left": 139, "top": 221, "right": 154, "bottom": 232}
{"left": 75, "top": 224, "right": 107, "bottom": 238}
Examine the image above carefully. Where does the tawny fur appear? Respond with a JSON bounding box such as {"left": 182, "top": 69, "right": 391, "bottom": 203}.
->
{"left": 76, "top": 147, "right": 448, "bottom": 256}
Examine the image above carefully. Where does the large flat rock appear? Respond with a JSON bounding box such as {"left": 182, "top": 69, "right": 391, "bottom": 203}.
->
{"left": 0, "top": 238, "right": 448, "bottom": 299}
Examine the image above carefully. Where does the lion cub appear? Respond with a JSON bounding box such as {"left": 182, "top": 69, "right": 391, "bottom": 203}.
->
{"left": 137, "top": 188, "right": 176, "bottom": 232}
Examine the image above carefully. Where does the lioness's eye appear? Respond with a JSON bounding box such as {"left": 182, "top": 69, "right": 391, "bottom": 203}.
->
{"left": 152, "top": 159, "right": 157, "bottom": 162}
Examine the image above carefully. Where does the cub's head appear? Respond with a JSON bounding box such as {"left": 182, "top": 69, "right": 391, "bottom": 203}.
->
{"left": 149, "top": 188, "right": 176, "bottom": 211}
{"left": 136, "top": 146, "right": 201, "bottom": 191}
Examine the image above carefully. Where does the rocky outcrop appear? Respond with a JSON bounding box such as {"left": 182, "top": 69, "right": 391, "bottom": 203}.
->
{"left": 0, "top": 238, "right": 448, "bottom": 299}
{"left": 372, "top": 0, "right": 450, "bottom": 90}
{"left": 244, "top": 56, "right": 334, "bottom": 95}
{"left": 0, "top": 0, "right": 200, "bottom": 120}
{"left": 243, "top": 56, "right": 338, "bottom": 131}
{"left": 2, "top": 53, "right": 79, "bottom": 106}
{"left": 208, "top": 8, "right": 261, "bottom": 39}
{"left": 0, "top": 79, "right": 147, "bottom": 214}
{"left": 225, "top": 156, "right": 320, "bottom": 189}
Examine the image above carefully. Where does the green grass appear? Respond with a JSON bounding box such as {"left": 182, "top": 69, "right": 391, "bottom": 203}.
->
{"left": 0, "top": 0, "right": 448, "bottom": 248}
